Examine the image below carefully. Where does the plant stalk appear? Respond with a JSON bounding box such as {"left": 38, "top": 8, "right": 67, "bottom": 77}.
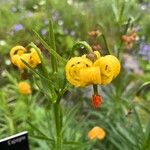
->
{"left": 49, "top": 19, "right": 58, "bottom": 72}
{"left": 101, "top": 34, "right": 111, "bottom": 55}
{"left": 93, "top": 84, "right": 98, "bottom": 95}
{"left": 53, "top": 101, "right": 62, "bottom": 150}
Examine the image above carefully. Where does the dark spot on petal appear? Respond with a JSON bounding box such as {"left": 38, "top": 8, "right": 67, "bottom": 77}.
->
{"left": 86, "top": 64, "right": 89, "bottom": 67}
{"left": 14, "top": 50, "right": 19, "bottom": 55}
{"left": 77, "top": 62, "right": 80, "bottom": 64}
{"left": 105, "top": 65, "right": 108, "bottom": 70}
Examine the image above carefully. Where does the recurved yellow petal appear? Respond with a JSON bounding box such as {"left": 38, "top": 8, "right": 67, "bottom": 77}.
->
{"left": 104, "top": 55, "right": 121, "bottom": 78}
{"left": 11, "top": 53, "right": 30, "bottom": 69}
{"left": 29, "top": 48, "right": 41, "bottom": 68}
{"left": 10, "top": 46, "right": 26, "bottom": 58}
{"left": 80, "top": 67, "right": 101, "bottom": 85}
{"left": 94, "top": 55, "right": 120, "bottom": 85}
{"left": 65, "top": 57, "right": 93, "bottom": 87}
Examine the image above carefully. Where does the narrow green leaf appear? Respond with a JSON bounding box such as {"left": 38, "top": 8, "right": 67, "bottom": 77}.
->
{"left": 60, "top": 83, "right": 70, "bottom": 96}
{"left": 116, "top": 124, "right": 137, "bottom": 146}
{"left": 48, "top": 19, "right": 57, "bottom": 72}
{"left": 30, "top": 135, "right": 55, "bottom": 143}
{"left": 61, "top": 102, "right": 81, "bottom": 134}
{"left": 136, "top": 81, "right": 150, "bottom": 96}
{"left": 21, "top": 59, "right": 53, "bottom": 85}
{"left": 118, "top": 17, "right": 131, "bottom": 58}
{"left": 139, "top": 104, "right": 150, "bottom": 114}
{"left": 133, "top": 107, "right": 143, "bottom": 133}
{"left": 33, "top": 30, "right": 67, "bottom": 64}
{"left": 28, "top": 122, "right": 50, "bottom": 139}
{"left": 118, "top": 0, "right": 125, "bottom": 24}
{"left": 110, "top": 138, "right": 124, "bottom": 150}
{"left": 48, "top": 19, "right": 56, "bottom": 50}
{"left": 37, "top": 77, "right": 57, "bottom": 103}
{"left": 28, "top": 42, "right": 50, "bottom": 79}
{"left": 145, "top": 117, "right": 150, "bottom": 140}
{"left": 63, "top": 141, "right": 83, "bottom": 145}
{"left": 101, "top": 34, "right": 111, "bottom": 55}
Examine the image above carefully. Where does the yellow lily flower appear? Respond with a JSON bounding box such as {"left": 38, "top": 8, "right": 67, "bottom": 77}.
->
{"left": 94, "top": 55, "right": 120, "bottom": 85}
{"left": 10, "top": 46, "right": 41, "bottom": 69}
{"left": 65, "top": 52, "right": 120, "bottom": 86}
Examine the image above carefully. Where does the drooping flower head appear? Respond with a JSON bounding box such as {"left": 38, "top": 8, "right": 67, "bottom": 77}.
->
{"left": 88, "top": 126, "right": 106, "bottom": 140}
{"left": 65, "top": 51, "right": 120, "bottom": 86}
{"left": 18, "top": 81, "right": 32, "bottom": 94}
{"left": 65, "top": 42, "right": 121, "bottom": 108}
{"left": 10, "top": 45, "right": 41, "bottom": 69}
{"left": 10, "top": 46, "right": 28, "bottom": 69}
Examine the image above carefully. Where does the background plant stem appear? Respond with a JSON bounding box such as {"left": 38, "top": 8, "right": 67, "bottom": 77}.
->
{"left": 117, "top": 17, "right": 131, "bottom": 59}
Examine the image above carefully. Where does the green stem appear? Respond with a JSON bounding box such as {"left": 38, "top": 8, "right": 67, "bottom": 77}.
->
{"left": 33, "top": 30, "right": 66, "bottom": 64}
{"left": 53, "top": 102, "right": 62, "bottom": 150}
{"left": 117, "top": 17, "right": 131, "bottom": 58}
{"left": 72, "top": 41, "right": 93, "bottom": 54}
{"left": 48, "top": 19, "right": 58, "bottom": 73}
{"left": 118, "top": 0, "right": 125, "bottom": 24}
{"left": 93, "top": 84, "right": 98, "bottom": 95}
{"left": 101, "top": 34, "right": 111, "bottom": 55}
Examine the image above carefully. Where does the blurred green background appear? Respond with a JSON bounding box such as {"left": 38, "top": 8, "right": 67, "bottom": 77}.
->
{"left": 0, "top": 0, "right": 150, "bottom": 150}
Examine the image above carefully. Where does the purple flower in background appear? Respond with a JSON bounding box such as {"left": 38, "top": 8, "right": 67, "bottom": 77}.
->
{"left": 41, "top": 28, "right": 47, "bottom": 36}
{"left": 123, "top": 54, "right": 143, "bottom": 75}
{"left": 44, "top": 19, "right": 49, "bottom": 25}
{"left": 13, "top": 24, "right": 24, "bottom": 32}
{"left": 52, "top": 11, "right": 60, "bottom": 22}
{"left": 139, "top": 43, "right": 150, "bottom": 61}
